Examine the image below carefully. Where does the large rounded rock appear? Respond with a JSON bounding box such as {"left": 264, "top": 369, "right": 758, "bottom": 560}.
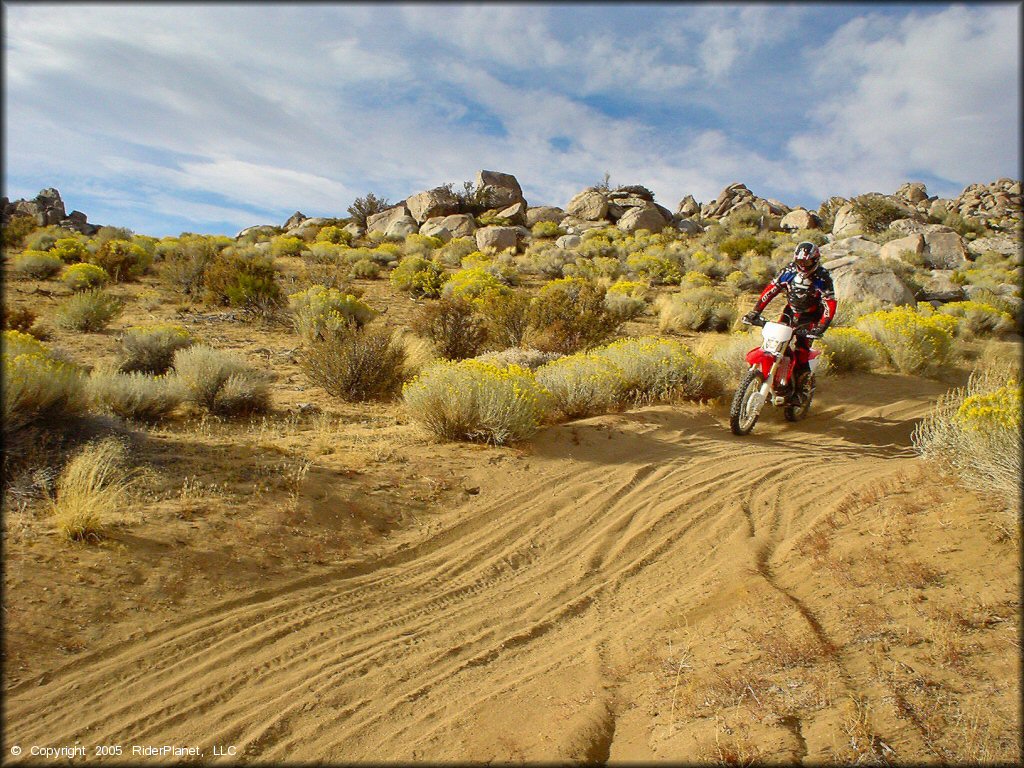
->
{"left": 780, "top": 208, "right": 820, "bottom": 231}
{"left": 896, "top": 182, "right": 929, "bottom": 205}
{"left": 673, "top": 217, "right": 704, "bottom": 235}
{"left": 475, "top": 225, "right": 519, "bottom": 252}
{"left": 495, "top": 202, "right": 527, "bottom": 226}
{"left": 880, "top": 234, "right": 925, "bottom": 263}
{"left": 616, "top": 205, "right": 667, "bottom": 234}
{"left": 236, "top": 224, "right": 278, "bottom": 240}
{"left": 476, "top": 170, "right": 525, "bottom": 209}
{"left": 366, "top": 204, "right": 412, "bottom": 234}
{"left": 567, "top": 190, "right": 608, "bottom": 221}
{"left": 922, "top": 231, "right": 968, "bottom": 269}
{"left": 385, "top": 216, "right": 419, "bottom": 239}
{"left": 820, "top": 236, "right": 881, "bottom": 260}
{"left": 422, "top": 214, "right": 475, "bottom": 240}
{"left": 286, "top": 217, "right": 332, "bottom": 241}
{"left": 825, "top": 257, "right": 916, "bottom": 306}
{"left": 917, "top": 271, "right": 966, "bottom": 303}
{"left": 418, "top": 221, "right": 453, "bottom": 242}
{"left": 526, "top": 206, "right": 565, "bottom": 227}
{"left": 676, "top": 195, "right": 700, "bottom": 217}
{"left": 966, "top": 234, "right": 1020, "bottom": 258}
{"left": 831, "top": 204, "right": 864, "bottom": 238}
{"left": 406, "top": 186, "right": 460, "bottom": 224}
{"left": 560, "top": 216, "right": 611, "bottom": 234}
{"left": 556, "top": 234, "right": 582, "bottom": 249}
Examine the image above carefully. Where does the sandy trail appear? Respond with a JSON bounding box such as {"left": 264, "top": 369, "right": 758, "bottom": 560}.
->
{"left": 4, "top": 374, "right": 954, "bottom": 762}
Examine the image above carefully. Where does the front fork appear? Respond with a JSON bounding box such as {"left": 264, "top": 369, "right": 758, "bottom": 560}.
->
{"left": 753, "top": 356, "right": 787, "bottom": 412}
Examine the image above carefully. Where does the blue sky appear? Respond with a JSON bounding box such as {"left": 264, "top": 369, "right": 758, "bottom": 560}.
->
{"left": 3, "top": 2, "right": 1020, "bottom": 237}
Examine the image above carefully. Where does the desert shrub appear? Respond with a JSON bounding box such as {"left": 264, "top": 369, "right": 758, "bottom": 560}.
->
{"left": 2, "top": 213, "right": 38, "bottom": 249}
{"left": 370, "top": 242, "right": 402, "bottom": 265}
{"left": 54, "top": 289, "right": 123, "bottom": 331}
{"left": 701, "top": 328, "right": 762, "bottom": 381}
{"left": 94, "top": 226, "right": 133, "bottom": 246}
{"left": 681, "top": 270, "right": 713, "bottom": 287}
{"left": 475, "top": 289, "right": 531, "bottom": 349}
{"left": 818, "top": 328, "right": 885, "bottom": 373}
{"left": 48, "top": 438, "right": 136, "bottom": 542}
{"left": 626, "top": 253, "right": 681, "bottom": 285}
{"left": 719, "top": 234, "right": 773, "bottom": 260}
{"left": 88, "top": 239, "right": 150, "bottom": 281}
{"left": 856, "top": 306, "right": 957, "bottom": 375}
{"left": 300, "top": 324, "right": 407, "bottom": 402}
{"left": 12, "top": 250, "right": 64, "bottom": 279}
{"left": 60, "top": 262, "right": 110, "bottom": 291}
{"left": 656, "top": 286, "right": 738, "bottom": 333}
{"left": 603, "top": 291, "right": 646, "bottom": 322}
{"left": 288, "top": 286, "right": 376, "bottom": 342}
{"left": 349, "top": 258, "right": 381, "bottom": 279}
{"left": 118, "top": 324, "right": 194, "bottom": 374}
{"left": 391, "top": 255, "right": 449, "bottom": 298}
{"left": 158, "top": 234, "right": 227, "bottom": 296}
{"left": 88, "top": 370, "right": 185, "bottom": 422}
{"left": 270, "top": 235, "right": 304, "bottom": 258}
{"left": 475, "top": 347, "right": 561, "bottom": 370}
{"left": 3, "top": 330, "right": 87, "bottom": 432}
{"left": 436, "top": 236, "right": 476, "bottom": 268}
{"left": 850, "top": 195, "right": 906, "bottom": 233}
{"left": 2, "top": 306, "right": 37, "bottom": 333}
{"left": 314, "top": 225, "right": 352, "bottom": 246}
{"left": 23, "top": 229, "right": 60, "bottom": 252}
{"left": 591, "top": 336, "right": 725, "bottom": 403}
{"left": 684, "top": 249, "right": 730, "bottom": 278}
{"left": 172, "top": 345, "right": 270, "bottom": 416}
{"left": 403, "top": 359, "right": 547, "bottom": 444}
{"left": 941, "top": 211, "right": 987, "bottom": 238}
{"left": 49, "top": 237, "right": 89, "bottom": 263}
{"left": 347, "top": 192, "right": 391, "bottom": 228}
{"left": 579, "top": 233, "right": 620, "bottom": 260}
{"left": 607, "top": 279, "right": 648, "bottom": 298}
{"left": 526, "top": 278, "right": 622, "bottom": 354}
{"left": 411, "top": 297, "right": 488, "bottom": 360}
{"left": 535, "top": 354, "right": 624, "bottom": 419}
{"left": 403, "top": 233, "right": 444, "bottom": 256}
{"left": 442, "top": 266, "right": 510, "bottom": 304}
{"left": 306, "top": 242, "right": 345, "bottom": 264}
{"left": 203, "top": 251, "right": 282, "bottom": 309}
{"left": 532, "top": 221, "right": 565, "bottom": 239}
{"left": 913, "top": 363, "right": 1020, "bottom": 512}
{"left": 935, "top": 301, "right": 1014, "bottom": 338}
{"left": 831, "top": 298, "right": 886, "bottom": 327}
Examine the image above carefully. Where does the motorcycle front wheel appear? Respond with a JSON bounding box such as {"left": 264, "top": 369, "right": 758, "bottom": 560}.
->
{"left": 784, "top": 371, "right": 815, "bottom": 422}
{"left": 730, "top": 368, "right": 765, "bottom": 435}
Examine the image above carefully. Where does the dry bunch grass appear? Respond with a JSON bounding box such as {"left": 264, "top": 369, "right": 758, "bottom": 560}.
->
{"left": 48, "top": 438, "right": 136, "bottom": 541}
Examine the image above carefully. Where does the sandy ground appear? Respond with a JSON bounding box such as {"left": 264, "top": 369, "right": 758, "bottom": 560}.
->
{"left": 2, "top": 260, "right": 1020, "bottom": 763}
{"left": 3, "top": 371, "right": 1019, "bottom": 764}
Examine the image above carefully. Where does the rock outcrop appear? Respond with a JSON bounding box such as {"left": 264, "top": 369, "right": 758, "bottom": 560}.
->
{"left": 700, "top": 183, "right": 790, "bottom": 221}
{"left": 823, "top": 255, "right": 916, "bottom": 306}
{"left": 950, "top": 178, "right": 1022, "bottom": 231}
{"left": 476, "top": 170, "right": 526, "bottom": 209}
{"left": 2, "top": 188, "right": 98, "bottom": 234}
{"left": 366, "top": 204, "right": 412, "bottom": 234}
{"left": 475, "top": 225, "right": 519, "bottom": 252}
{"left": 406, "top": 187, "right": 460, "bottom": 224}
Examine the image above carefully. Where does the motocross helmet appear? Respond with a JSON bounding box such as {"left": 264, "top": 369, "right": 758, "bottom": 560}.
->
{"left": 794, "top": 241, "right": 821, "bottom": 274}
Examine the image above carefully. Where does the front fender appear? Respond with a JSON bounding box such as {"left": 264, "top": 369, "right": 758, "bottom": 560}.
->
{"left": 745, "top": 348, "right": 776, "bottom": 379}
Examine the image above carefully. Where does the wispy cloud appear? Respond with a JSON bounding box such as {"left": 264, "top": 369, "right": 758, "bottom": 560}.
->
{"left": 3, "top": 3, "right": 1018, "bottom": 236}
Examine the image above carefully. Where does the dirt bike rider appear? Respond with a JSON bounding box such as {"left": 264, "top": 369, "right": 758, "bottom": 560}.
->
{"left": 741, "top": 241, "right": 837, "bottom": 391}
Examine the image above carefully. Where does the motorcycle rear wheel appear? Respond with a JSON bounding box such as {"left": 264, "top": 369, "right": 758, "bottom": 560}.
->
{"left": 784, "top": 371, "right": 815, "bottom": 422}
{"left": 730, "top": 368, "right": 765, "bottom": 435}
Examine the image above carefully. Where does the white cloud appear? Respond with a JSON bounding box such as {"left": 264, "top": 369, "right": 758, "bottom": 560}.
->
{"left": 787, "top": 4, "right": 1020, "bottom": 198}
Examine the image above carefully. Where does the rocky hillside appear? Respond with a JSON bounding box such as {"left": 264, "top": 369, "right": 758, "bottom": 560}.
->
{"left": 1, "top": 188, "right": 100, "bottom": 234}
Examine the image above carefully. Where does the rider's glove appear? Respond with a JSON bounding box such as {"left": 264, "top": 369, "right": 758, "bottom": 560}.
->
{"left": 804, "top": 327, "right": 824, "bottom": 340}
{"left": 742, "top": 310, "right": 762, "bottom": 325}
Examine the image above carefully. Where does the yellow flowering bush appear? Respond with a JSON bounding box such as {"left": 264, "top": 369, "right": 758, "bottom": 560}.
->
{"left": 856, "top": 305, "right": 957, "bottom": 375}
{"left": 590, "top": 336, "right": 725, "bottom": 404}
{"left": 403, "top": 233, "right": 444, "bottom": 255}
{"left": 390, "top": 255, "right": 448, "bottom": 298}
{"left": 626, "top": 253, "right": 681, "bottom": 285}
{"left": 3, "top": 330, "right": 87, "bottom": 432}
{"left": 172, "top": 345, "right": 270, "bottom": 416}
{"left": 51, "top": 237, "right": 90, "bottom": 263}
{"left": 935, "top": 300, "right": 1014, "bottom": 338}
{"left": 914, "top": 364, "right": 1021, "bottom": 513}
{"left": 269, "top": 235, "right": 304, "bottom": 257}
{"left": 118, "top": 324, "right": 194, "bottom": 374}
{"left": 818, "top": 328, "right": 885, "bottom": 374}
{"left": 314, "top": 225, "right": 352, "bottom": 246}
{"left": 442, "top": 267, "right": 510, "bottom": 305}
{"left": 681, "top": 271, "right": 713, "bottom": 287}
{"left": 535, "top": 354, "right": 625, "bottom": 418}
{"left": 606, "top": 280, "right": 648, "bottom": 299}
{"left": 288, "top": 286, "right": 377, "bottom": 341}
{"left": 61, "top": 262, "right": 110, "bottom": 291}
{"left": 403, "top": 359, "right": 547, "bottom": 445}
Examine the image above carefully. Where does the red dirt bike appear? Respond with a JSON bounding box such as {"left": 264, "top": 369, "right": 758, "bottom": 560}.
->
{"left": 729, "top": 315, "right": 823, "bottom": 435}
